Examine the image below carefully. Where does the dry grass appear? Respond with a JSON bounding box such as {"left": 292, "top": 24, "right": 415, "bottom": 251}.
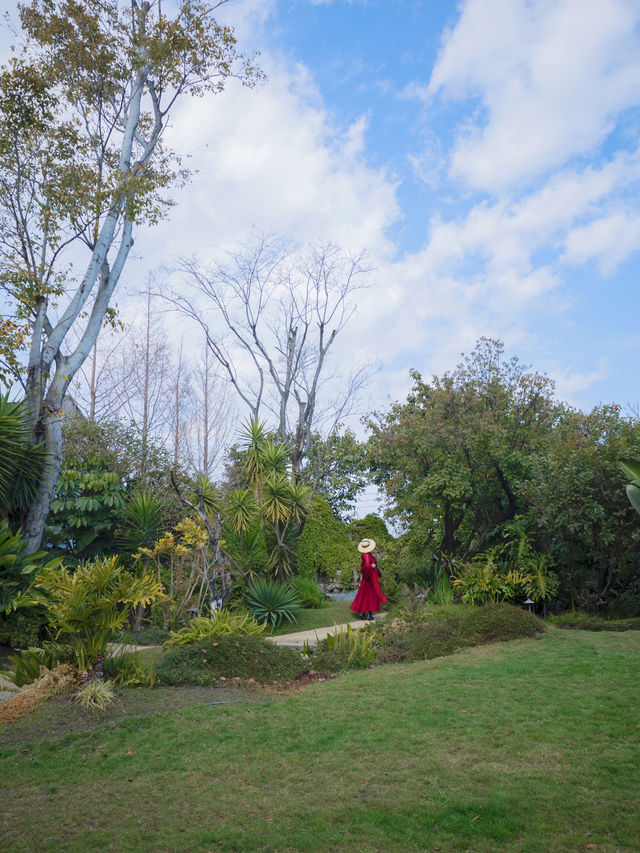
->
{"left": 0, "top": 665, "right": 76, "bottom": 724}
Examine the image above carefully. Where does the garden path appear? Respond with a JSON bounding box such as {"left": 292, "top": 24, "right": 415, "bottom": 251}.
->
{"left": 266, "top": 613, "right": 385, "bottom": 649}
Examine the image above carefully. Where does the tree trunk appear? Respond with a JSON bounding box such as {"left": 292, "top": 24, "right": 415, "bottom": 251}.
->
{"left": 22, "top": 408, "right": 64, "bottom": 552}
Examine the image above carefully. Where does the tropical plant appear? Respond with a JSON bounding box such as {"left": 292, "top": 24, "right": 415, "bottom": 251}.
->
{"left": 244, "top": 579, "right": 301, "bottom": 628}
{"left": 103, "top": 650, "right": 155, "bottom": 687}
{"left": 619, "top": 458, "right": 640, "bottom": 516}
{"left": 291, "top": 576, "right": 324, "bottom": 609}
{"left": 0, "top": 395, "right": 46, "bottom": 526}
{"left": 75, "top": 679, "right": 116, "bottom": 711}
{"left": 322, "top": 623, "right": 378, "bottom": 666}
{"left": 0, "top": 522, "right": 62, "bottom": 615}
{"left": 3, "top": 644, "right": 69, "bottom": 687}
{"left": 116, "top": 490, "right": 166, "bottom": 554}
{"left": 46, "top": 469, "right": 127, "bottom": 560}
{"left": 34, "top": 555, "right": 165, "bottom": 679}
{"left": 427, "top": 568, "right": 454, "bottom": 605}
{"left": 163, "top": 611, "right": 267, "bottom": 648}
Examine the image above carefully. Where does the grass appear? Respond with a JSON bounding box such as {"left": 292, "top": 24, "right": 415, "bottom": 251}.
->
{"left": 1, "top": 627, "right": 639, "bottom": 852}
{"left": 550, "top": 612, "right": 640, "bottom": 631}
{"left": 265, "top": 598, "right": 358, "bottom": 636}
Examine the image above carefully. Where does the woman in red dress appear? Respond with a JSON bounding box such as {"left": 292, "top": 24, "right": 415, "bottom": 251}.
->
{"left": 350, "top": 538, "right": 387, "bottom": 621}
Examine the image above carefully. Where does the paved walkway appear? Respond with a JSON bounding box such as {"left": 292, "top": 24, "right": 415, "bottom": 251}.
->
{"left": 266, "top": 613, "right": 385, "bottom": 649}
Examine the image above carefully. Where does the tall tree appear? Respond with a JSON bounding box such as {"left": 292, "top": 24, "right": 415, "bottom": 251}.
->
{"left": 0, "top": 0, "right": 261, "bottom": 550}
{"left": 367, "top": 338, "right": 557, "bottom": 569}
{"left": 173, "top": 233, "right": 372, "bottom": 483}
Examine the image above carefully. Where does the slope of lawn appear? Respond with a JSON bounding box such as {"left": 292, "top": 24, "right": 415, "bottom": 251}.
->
{"left": 265, "top": 598, "right": 358, "bottom": 636}
{"left": 1, "top": 627, "right": 639, "bottom": 852}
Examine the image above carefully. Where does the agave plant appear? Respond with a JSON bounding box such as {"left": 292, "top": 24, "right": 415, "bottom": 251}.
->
{"left": 244, "top": 578, "right": 301, "bottom": 628}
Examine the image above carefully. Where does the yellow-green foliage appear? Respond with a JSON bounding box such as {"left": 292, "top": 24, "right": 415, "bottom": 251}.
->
{"left": 163, "top": 611, "right": 267, "bottom": 648}
{"left": 295, "top": 496, "right": 355, "bottom": 584}
{"left": 75, "top": 679, "right": 116, "bottom": 711}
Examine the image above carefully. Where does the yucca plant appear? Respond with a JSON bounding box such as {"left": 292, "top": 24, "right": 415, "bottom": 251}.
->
{"left": 163, "top": 611, "right": 267, "bottom": 648}
{"left": 116, "top": 490, "right": 166, "bottom": 554}
{"left": 244, "top": 578, "right": 301, "bottom": 628}
{"left": 34, "top": 555, "right": 165, "bottom": 679}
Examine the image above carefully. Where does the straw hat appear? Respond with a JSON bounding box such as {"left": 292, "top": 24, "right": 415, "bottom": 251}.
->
{"left": 358, "top": 538, "right": 376, "bottom": 553}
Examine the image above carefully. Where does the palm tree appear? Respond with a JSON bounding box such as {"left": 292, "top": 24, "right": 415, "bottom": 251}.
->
{"left": 0, "top": 395, "right": 46, "bottom": 527}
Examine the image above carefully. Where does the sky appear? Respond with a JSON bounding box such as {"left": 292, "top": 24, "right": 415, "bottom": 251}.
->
{"left": 142, "top": 0, "right": 640, "bottom": 416}
{"left": 2, "top": 0, "right": 640, "bottom": 492}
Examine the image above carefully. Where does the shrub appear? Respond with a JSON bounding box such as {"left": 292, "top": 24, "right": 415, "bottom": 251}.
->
{"left": 549, "top": 612, "right": 640, "bottom": 632}
{"left": 155, "top": 635, "right": 307, "bottom": 685}
{"left": 375, "top": 603, "right": 544, "bottom": 665}
{"left": 3, "top": 643, "right": 73, "bottom": 687}
{"left": 75, "top": 679, "right": 116, "bottom": 711}
{"left": 291, "top": 576, "right": 324, "bottom": 609}
{"left": 313, "top": 624, "right": 378, "bottom": 671}
{"left": 244, "top": 579, "right": 301, "bottom": 628}
{"left": 295, "top": 497, "right": 354, "bottom": 583}
{"left": 163, "top": 612, "right": 266, "bottom": 648}
{"left": 103, "top": 651, "right": 155, "bottom": 687}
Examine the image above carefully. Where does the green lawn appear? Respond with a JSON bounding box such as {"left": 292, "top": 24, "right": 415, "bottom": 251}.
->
{"left": 1, "top": 628, "right": 639, "bottom": 852}
{"left": 266, "top": 598, "right": 358, "bottom": 635}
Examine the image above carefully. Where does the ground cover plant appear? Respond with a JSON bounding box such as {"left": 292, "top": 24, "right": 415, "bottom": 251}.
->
{"left": 1, "top": 629, "right": 638, "bottom": 852}
{"left": 312, "top": 602, "right": 544, "bottom": 672}
{"left": 155, "top": 635, "right": 308, "bottom": 686}
{"left": 550, "top": 612, "right": 640, "bottom": 631}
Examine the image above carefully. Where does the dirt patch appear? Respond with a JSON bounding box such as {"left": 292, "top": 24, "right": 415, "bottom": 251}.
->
{"left": 0, "top": 684, "right": 266, "bottom": 749}
{"left": 277, "top": 668, "right": 336, "bottom": 692}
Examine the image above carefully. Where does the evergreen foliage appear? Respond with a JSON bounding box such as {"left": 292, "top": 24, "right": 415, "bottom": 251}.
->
{"left": 295, "top": 496, "right": 354, "bottom": 585}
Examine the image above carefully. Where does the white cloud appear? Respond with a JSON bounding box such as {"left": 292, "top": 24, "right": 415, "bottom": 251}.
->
{"left": 137, "top": 54, "right": 400, "bottom": 265}
{"left": 564, "top": 209, "right": 640, "bottom": 274}
{"left": 427, "top": 0, "right": 640, "bottom": 193}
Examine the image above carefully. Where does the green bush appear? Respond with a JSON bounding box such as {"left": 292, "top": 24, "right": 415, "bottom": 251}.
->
{"left": 155, "top": 635, "right": 307, "bottom": 685}
{"left": 103, "top": 650, "right": 155, "bottom": 687}
{"left": 313, "top": 624, "right": 378, "bottom": 672}
{"left": 0, "top": 610, "right": 45, "bottom": 649}
{"left": 3, "top": 643, "right": 74, "bottom": 687}
{"left": 163, "top": 612, "right": 266, "bottom": 648}
{"left": 295, "top": 497, "right": 354, "bottom": 583}
{"left": 549, "top": 612, "right": 640, "bottom": 631}
{"left": 291, "top": 576, "right": 324, "bottom": 609}
{"left": 244, "top": 579, "right": 301, "bottom": 628}
{"left": 375, "top": 603, "right": 544, "bottom": 665}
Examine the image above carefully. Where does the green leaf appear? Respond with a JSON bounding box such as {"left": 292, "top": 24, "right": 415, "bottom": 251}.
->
{"left": 619, "top": 458, "right": 640, "bottom": 485}
{"left": 626, "top": 483, "right": 640, "bottom": 517}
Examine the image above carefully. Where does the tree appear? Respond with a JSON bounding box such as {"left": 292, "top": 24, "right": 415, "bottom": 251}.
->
{"left": 172, "top": 233, "right": 372, "bottom": 483}
{"left": 0, "top": 0, "right": 261, "bottom": 550}
{"left": 526, "top": 405, "right": 640, "bottom": 614}
{"left": 303, "top": 429, "right": 368, "bottom": 520}
{"left": 367, "top": 339, "right": 557, "bottom": 571}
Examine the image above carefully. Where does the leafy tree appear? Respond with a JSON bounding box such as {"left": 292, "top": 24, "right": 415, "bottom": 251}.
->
{"left": 367, "top": 338, "right": 557, "bottom": 571}
{"left": 0, "top": 0, "right": 261, "bottom": 550}
{"left": 303, "top": 429, "right": 368, "bottom": 520}
{"left": 526, "top": 405, "right": 640, "bottom": 614}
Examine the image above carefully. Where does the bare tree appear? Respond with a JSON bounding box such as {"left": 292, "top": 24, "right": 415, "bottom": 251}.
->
{"left": 172, "top": 234, "right": 373, "bottom": 482}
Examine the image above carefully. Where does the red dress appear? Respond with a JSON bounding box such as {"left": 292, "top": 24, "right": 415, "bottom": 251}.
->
{"left": 350, "top": 552, "right": 387, "bottom": 614}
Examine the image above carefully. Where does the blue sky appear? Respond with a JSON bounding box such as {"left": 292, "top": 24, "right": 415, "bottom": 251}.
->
{"left": 203, "top": 0, "right": 640, "bottom": 416}
{"left": 2, "top": 0, "right": 640, "bottom": 422}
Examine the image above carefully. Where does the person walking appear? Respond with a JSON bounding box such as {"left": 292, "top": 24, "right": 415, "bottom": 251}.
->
{"left": 350, "top": 538, "right": 387, "bottom": 621}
